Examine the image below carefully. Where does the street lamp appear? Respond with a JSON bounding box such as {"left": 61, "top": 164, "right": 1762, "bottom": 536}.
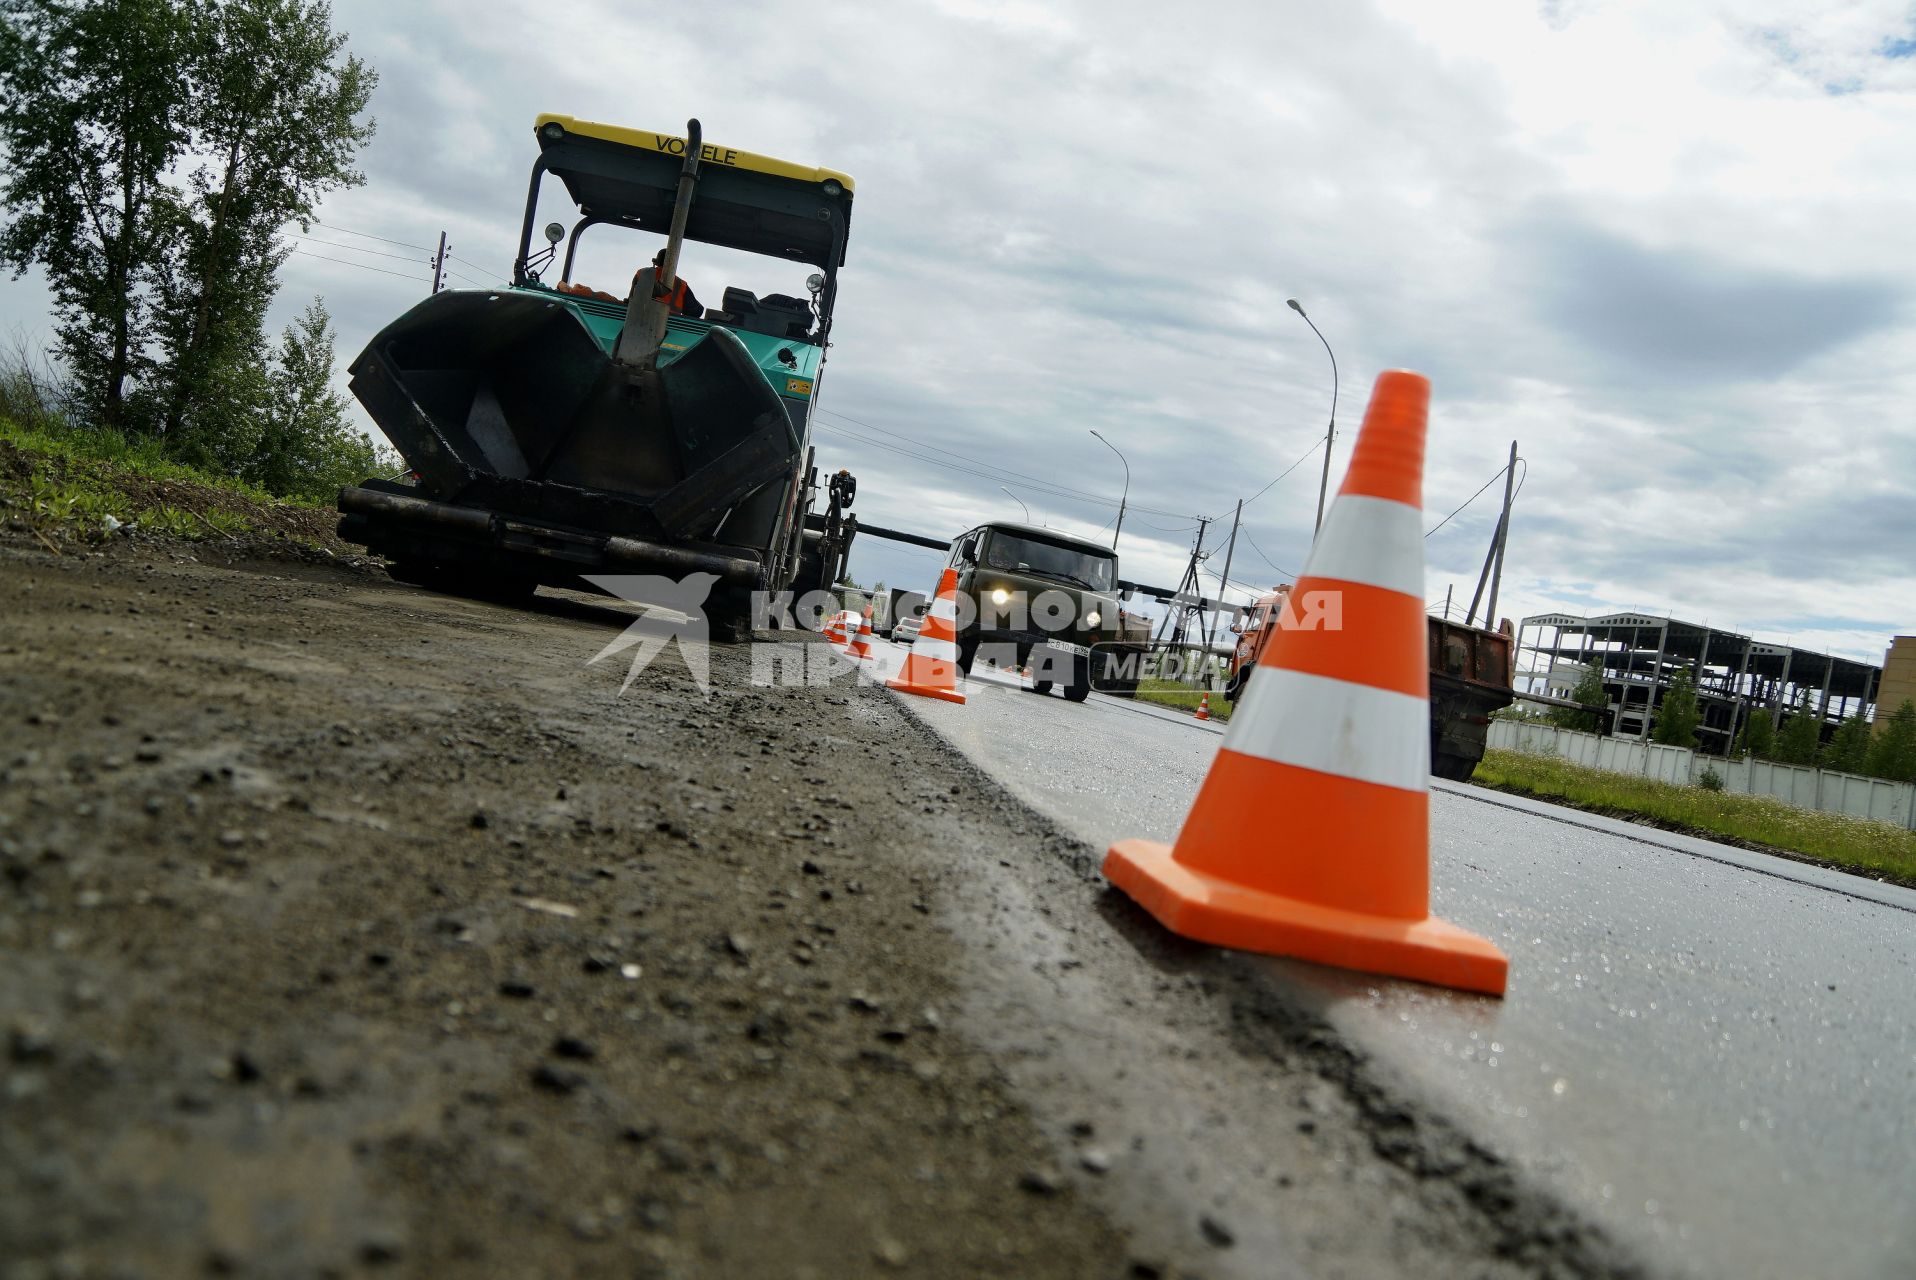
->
{"left": 998, "top": 485, "right": 1030, "bottom": 522}
{"left": 1286, "top": 299, "right": 1339, "bottom": 534}
{"left": 1089, "top": 429, "right": 1128, "bottom": 549}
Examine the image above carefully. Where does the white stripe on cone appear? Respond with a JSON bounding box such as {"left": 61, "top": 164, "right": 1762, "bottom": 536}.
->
{"left": 913, "top": 635, "right": 958, "bottom": 662}
{"left": 1300, "top": 495, "right": 1426, "bottom": 598}
{"left": 928, "top": 597, "right": 957, "bottom": 624}
{"left": 1222, "top": 667, "right": 1430, "bottom": 793}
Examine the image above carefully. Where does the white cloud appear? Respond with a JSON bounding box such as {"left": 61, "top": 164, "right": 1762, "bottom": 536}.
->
{"left": 2, "top": 0, "right": 1909, "bottom": 665}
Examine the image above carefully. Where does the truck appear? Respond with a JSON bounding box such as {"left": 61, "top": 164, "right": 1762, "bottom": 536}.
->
{"left": 336, "top": 114, "right": 859, "bottom": 640}
{"left": 1223, "top": 586, "right": 1518, "bottom": 781}
{"left": 939, "top": 520, "right": 1125, "bottom": 702}
{"left": 879, "top": 587, "right": 928, "bottom": 639}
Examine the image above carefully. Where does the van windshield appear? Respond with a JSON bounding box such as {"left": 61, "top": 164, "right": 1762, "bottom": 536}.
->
{"left": 982, "top": 531, "right": 1115, "bottom": 591}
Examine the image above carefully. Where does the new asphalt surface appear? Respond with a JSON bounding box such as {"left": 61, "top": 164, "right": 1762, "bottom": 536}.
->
{"left": 874, "top": 641, "right": 1916, "bottom": 1280}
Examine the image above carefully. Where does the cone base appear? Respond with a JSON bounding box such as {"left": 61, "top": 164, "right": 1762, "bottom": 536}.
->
{"left": 1104, "top": 838, "right": 1508, "bottom": 996}
{"left": 886, "top": 676, "right": 966, "bottom": 703}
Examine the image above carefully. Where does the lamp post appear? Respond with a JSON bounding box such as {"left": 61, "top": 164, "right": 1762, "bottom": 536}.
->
{"left": 1286, "top": 298, "right": 1339, "bottom": 534}
{"left": 1089, "top": 429, "right": 1129, "bottom": 549}
{"left": 998, "top": 485, "right": 1030, "bottom": 522}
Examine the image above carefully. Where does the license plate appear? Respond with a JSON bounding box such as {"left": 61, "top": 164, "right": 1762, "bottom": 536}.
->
{"left": 1049, "top": 641, "right": 1088, "bottom": 657}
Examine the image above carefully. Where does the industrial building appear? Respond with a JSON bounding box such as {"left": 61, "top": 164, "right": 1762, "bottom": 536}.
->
{"left": 1515, "top": 612, "right": 1886, "bottom": 756}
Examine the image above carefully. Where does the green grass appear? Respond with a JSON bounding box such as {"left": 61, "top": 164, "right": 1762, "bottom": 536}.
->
{"left": 0, "top": 415, "right": 303, "bottom": 505}
{"left": 0, "top": 414, "right": 333, "bottom": 549}
{"left": 1133, "top": 677, "right": 1234, "bottom": 722}
{"left": 1473, "top": 748, "right": 1916, "bottom": 886}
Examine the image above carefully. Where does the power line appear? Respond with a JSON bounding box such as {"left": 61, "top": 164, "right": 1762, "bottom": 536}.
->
{"left": 291, "top": 246, "right": 426, "bottom": 282}
{"left": 814, "top": 407, "right": 1146, "bottom": 510}
{"left": 1200, "top": 564, "right": 1262, "bottom": 601}
{"left": 447, "top": 253, "right": 498, "bottom": 276}
{"left": 1226, "top": 437, "right": 1323, "bottom": 518}
{"left": 812, "top": 423, "right": 1113, "bottom": 513}
{"left": 811, "top": 417, "right": 1201, "bottom": 521}
{"left": 287, "top": 233, "right": 423, "bottom": 265}
{"left": 312, "top": 219, "right": 431, "bottom": 253}
{"left": 1242, "top": 532, "right": 1299, "bottom": 582}
{"left": 1425, "top": 457, "right": 1527, "bottom": 540}
{"left": 1128, "top": 517, "right": 1202, "bottom": 535}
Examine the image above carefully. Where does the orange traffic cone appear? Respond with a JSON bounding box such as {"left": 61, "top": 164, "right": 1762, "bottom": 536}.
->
{"left": 1194, "top": 691, "right": 1211, "bottom": 721}
{"left": 1103, "top": 371, "right": 1508, "bottom": 996}
{"left": 823, "top": 610, "right": 849, "bottom": 646}
{"left": 888, "top": 568, "right": 967, "bottom": 703}
{"left": 845, "top": 607, "right": 875, "bottom": 662}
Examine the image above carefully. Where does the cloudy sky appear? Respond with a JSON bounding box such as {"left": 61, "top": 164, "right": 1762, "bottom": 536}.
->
{"left": 4, "top": 0, "right": 1912, "bottom": 667}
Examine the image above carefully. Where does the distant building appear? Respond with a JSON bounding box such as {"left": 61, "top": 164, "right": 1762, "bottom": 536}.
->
{"left": 1516, "top": 612, "right": 1885, "bottom": 755}
{"left": 1879, "top": 636, "right": 1916, "bottom": 735}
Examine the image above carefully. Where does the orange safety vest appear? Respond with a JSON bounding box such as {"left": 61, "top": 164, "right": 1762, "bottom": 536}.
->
{"left": 644, "top": 265, "right": 692, "bottom": 314}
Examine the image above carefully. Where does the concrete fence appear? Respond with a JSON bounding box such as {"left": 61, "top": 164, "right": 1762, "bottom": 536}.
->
{"left": 1485, "top": 720, "right": 1916, "bottom": 831}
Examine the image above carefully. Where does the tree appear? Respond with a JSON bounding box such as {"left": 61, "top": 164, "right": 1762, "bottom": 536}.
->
{"left": 1733, "top": 706, "right": 1775, "bottom": 759}
{"left": 1773, "top": 713, "right": 1822, "bottom": 766}
{"left": 245, "top": 297, "right": 376, "bottom": 499}
{"left": 1651, "top": 667, "right": 1701, "bottom": 747}
{"left": 1549, "top": 665, "right": 1607, "bottom": 733}
{"left": 0, "top": 0, "right": 196, "bottom": 429}
{"left": 157, "top": 0, "right": 375, "bottom": 446}
{"left": 1866, "top": 700, "right": 1916, "bottom": 784}
{"left": 1824, "top": 714, "right": 1873, "bottom": 775}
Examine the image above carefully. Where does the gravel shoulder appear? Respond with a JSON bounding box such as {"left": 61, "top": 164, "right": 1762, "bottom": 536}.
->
{"left": 0, "top": 532, "right": 1642, "bottom": 1278}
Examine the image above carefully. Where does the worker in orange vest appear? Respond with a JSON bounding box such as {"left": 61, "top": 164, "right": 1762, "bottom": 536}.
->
{"left": 636, "top": 249, "right": 701, "bottom": 317}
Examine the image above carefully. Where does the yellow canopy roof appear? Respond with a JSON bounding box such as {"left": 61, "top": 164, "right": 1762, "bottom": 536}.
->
{"left": 535, "top": 114, "right": 855, "bottom": 193}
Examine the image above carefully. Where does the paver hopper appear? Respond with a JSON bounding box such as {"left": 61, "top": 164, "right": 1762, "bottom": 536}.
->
{"left": 337, "top": 115, "right": 858, "bottom": 636}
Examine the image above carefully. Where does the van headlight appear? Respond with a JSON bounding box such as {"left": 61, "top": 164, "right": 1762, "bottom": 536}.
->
{"left": 990, "top": 587, "right": 1011, "bottom": 605}
{"left": 1085, "top": 610, "right": 1101, "bottom": 628}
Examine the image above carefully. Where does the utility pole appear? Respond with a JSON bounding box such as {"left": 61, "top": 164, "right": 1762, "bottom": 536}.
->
{"left": 1090, "top": 430, "right": 1129, "bottom": 550}
{"left": 1484, "top": 440, "right": 1518, "bottom": 627}
{"left": 430, "top": 231, "right": 449, "bottom": 294}
{"left": 1156, "top": 518, "right": 1212, "bottom": 685}
{"left": 1466, "top": 442, "right": 1519, "bottom": 627}
{"left": 1202, "top": 499, "right": 1243, "bottom": 658}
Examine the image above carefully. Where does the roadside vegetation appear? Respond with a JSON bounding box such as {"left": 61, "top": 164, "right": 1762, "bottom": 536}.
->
{"left": 0, "top": 405, "right": 351, "bottom": 552}
{"left": 0, "top": 0, "right": 388, "bottom": 505}
{"left": 1473, "top": 748, "right": 1916, "bottom": 887}
{"left": 1133, "top": 676, "right": 1235, "bottom": 722}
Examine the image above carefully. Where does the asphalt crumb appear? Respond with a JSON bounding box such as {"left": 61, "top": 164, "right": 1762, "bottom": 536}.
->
{"left": 0, "top": 535, "right": 1132, "bottom": 1278}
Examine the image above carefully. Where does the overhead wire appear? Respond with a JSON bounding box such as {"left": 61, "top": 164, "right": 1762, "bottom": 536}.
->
{"left": 813, "top": 406, "right": 1169, "bottom": 512}
{"left": 311, "top": 219, "right": 430, "bottom": 253}
{"left": 1424, "top": 457, "right": 1528, "bottom": 540}
{"left": 811, "top": 416, "right": 1201, "bottom": 522}
{"left": 1128, "top": 516, "right": 1201, "bottom": 535}
{"left": 447, "top": 253, "right": 499, "bottom": 278}
{"left": 1199, "top": 564, "right": 1263, "bottom": 602}
{"left": 1241, "top": 532, "right": 1300, "bottom": 583}
{"left": 1223, "top": 436, "right": 1323, "bottom": 519}
{"left": 302, "top": 219, "right": 1263, "bottom": 533}
{"left": 290, "top": 246, "right": 426, "bottom": 282}
{"left": 288, "top": 233, "right": 423, "bottom": 265}
{"left": 811, "top": 422, "right": 1103, "bottom": 509}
